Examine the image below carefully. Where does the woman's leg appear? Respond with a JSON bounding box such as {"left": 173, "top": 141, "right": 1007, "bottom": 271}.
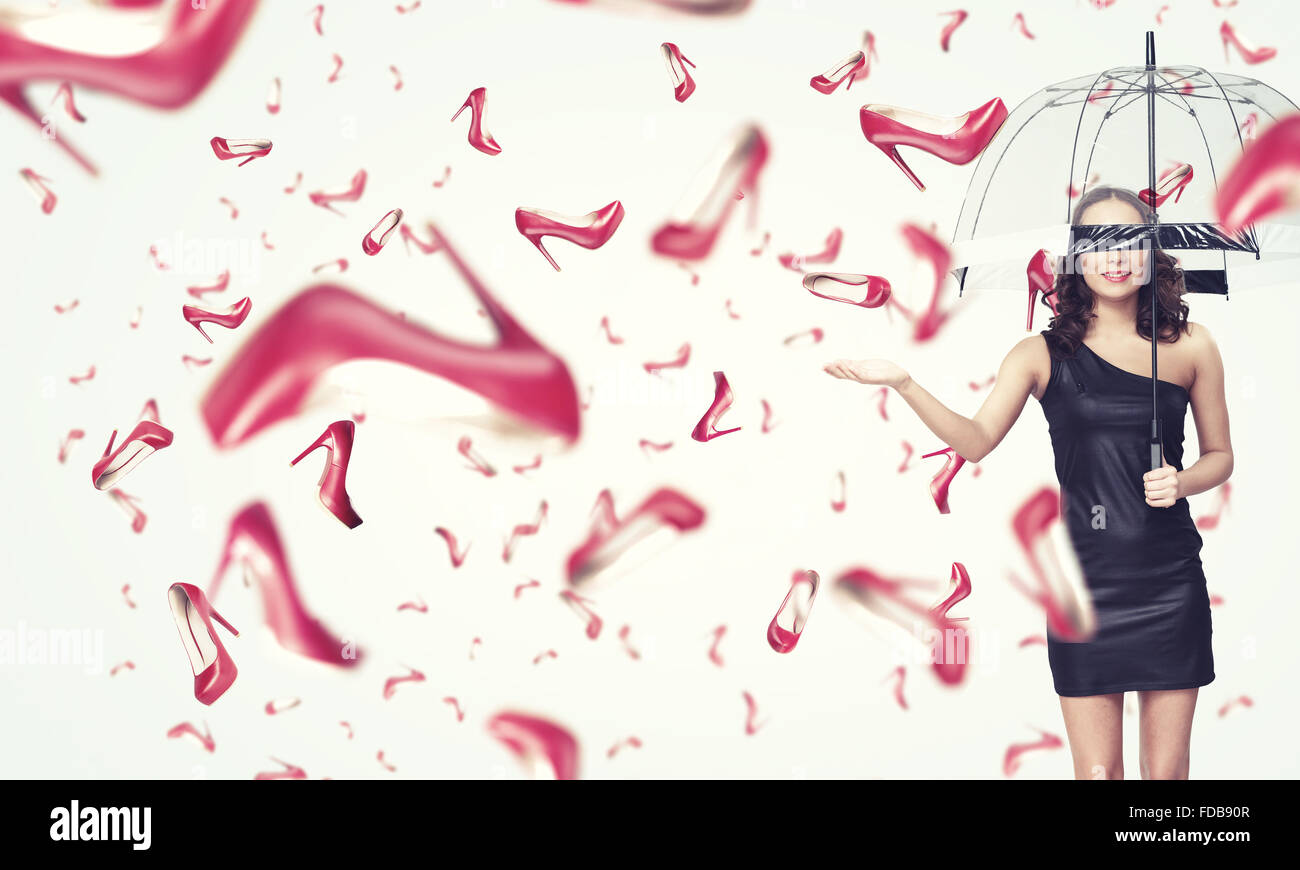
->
{"left": 1137, "top": 688, "right": 1199, "bottom": 780}
{"left": 1059, "top": 693, "right": 1125, "bottom": 779}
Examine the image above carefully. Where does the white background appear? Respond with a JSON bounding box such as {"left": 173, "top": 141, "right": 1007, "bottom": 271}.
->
{"left": 1, "top": 0, "right": 1295, "bottom": 779}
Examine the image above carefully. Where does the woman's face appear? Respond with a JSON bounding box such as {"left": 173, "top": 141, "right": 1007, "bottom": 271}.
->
{"left": 1075, "top": 197, "right": 1149, "bottom": 300}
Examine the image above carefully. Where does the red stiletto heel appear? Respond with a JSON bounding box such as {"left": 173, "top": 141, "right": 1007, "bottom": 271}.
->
{"left": 920, "top": 446, "right": 967, "bottom": 514}
{"left": 1139, "top": 163, "right": 1193, "bottom": 207}
{"left": 809, "top": 50, "right": 865, "bottom": 95}
{"left": 210, "top": 502, "right": 362, "bottom": 666}
{"left": 1026, "top": 249, "right": 1056, "bottom": 331}
{"left": 767, "top": 569, "right": 820, "bottom": 653}
{"left": 91, "top": 419, "right": 174, "bottom": 490}
{"left": 651, "top": 123, "right": 770, "bottom": 260}
{"left": 929, "top": 562, "right": 971, "bottom": 621}
{"left": 182, "top": 296, "right": 251, "bottom": 343}
{"left": 859, "top": 98, "right": 1008, "bottom": 191}
{"left": 514, "top": 201, "right": 625, "bottom": 271}
{"left": 660, "top": 42, "right": 697, "bottom": 102}
{"left": 209, "top": 137, "right": 272, "bottom": 166}
{"left": 450, "top": 86, "right": 502, "bottom": 155}
{"left": 168, "top": 582, "right": 239, "bottom": 706}
{"left": 291, "top": 420, "right": 363, "bottom": 529}
{"left": 362, "top": 208, "right": 403, "bottom": 255}
{"left": 802, "top": 272, "right": 891, "bottom": 308}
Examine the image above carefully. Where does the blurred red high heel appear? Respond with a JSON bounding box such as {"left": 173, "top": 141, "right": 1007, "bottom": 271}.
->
{"left": 1139, "top": 163, "right": 1193, "bottom": 207}
{"left": 810, "top": 50, "right": 865, "bottom": 94}
{"left": 515, "top": 201, "right": 625, "bottom": 271}
{"left": 859, "top": 98, "right": 1008, "bottom": 191}
{"left": 199, "top": 224, "right": 581, "bottom": 449}
{"left": 920, "top": 446, "right": 966, "bottom": 514}
{"left": 660, "top": 42, "right": 697, "bottom": 102}
{"left": 91, "top": 419, "right": 174, "bottom": 490}
{"left": 1217, "top": 115, "right": 1300, "bottom": 234}
{"left": 168, "top": 582, "right": 238, "bottom": 706}
{"left": 1220, "top": 20, "right": 1277, "bottom": 65}
{"left": 651, "top": 123, "right": 769, "bottom": 260}
{"left": 291, "top": 420, "right": 363, "bottom": 529}
{"left": 929, "top": 562, "right": 971, "bottom": 621}
{"left": 1009, "top": 487, "right": 1096, "bottom": 642}
{"left": 0, "top": 0, "right": 259, "bottom": 175}
{"left": 210, "top": 502, "right": 362, "bottom": 666}
{"left": 450, "top": 86, "right": 502, "bottom": 155}
{"left": 1026, "top": 249, "right": 1057, "bottom": 331}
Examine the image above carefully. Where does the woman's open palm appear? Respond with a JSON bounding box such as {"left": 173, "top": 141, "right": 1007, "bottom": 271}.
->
{"left": 823, "top": 358, "right": 909, "bottom": 389}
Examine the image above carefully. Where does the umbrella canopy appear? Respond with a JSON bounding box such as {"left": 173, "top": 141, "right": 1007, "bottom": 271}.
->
{"left": 951, "top": 36, "right": 1300, "bottom": 298}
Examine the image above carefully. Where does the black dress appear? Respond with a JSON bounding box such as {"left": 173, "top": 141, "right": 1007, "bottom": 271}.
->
{"left": 1036, "top": 332, "right": 1214, "bottom": 697}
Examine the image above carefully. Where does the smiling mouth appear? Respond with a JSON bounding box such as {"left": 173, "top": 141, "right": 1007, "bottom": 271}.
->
{"left": 1101, "top": 271, "right": 1131, "bottom": 282}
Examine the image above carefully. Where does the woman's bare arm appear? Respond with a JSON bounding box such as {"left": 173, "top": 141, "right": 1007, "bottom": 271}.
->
{"left": 1175, "top": 322, "right": 1233, "bottom": 498}
{"left": 823, "top": 335, "right": 1046, "bottom": 462}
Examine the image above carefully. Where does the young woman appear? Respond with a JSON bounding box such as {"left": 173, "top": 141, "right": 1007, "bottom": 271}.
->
{"left": 823, "top": 185, "right": 1233, "bottom": 779}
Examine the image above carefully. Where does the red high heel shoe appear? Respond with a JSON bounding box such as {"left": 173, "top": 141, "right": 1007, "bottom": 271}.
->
{"left": 832, "top": 566, "right": 968, "bottom": 686}
{"left": 200, "top": 224, "right": 581, "bottom": 449}
{"left": 1220, "top": 20, "right": 1277, "bottom": 65}
{"left": 362, "top": 208, "right": 403, "bottom": 255}
{"left": 0, "top": 0, "right": 259, "bottom": 175}
{"left": 859, "top": 98, "right": 1008, "bottom": 191}
{"left": 898, "top": 223, "right": 954, "bottom": 341}
{"left": 1139, "top": 163, "right": 1193, "bottom": 207}
{"left": 660, "top": 42, "right": 697, "bottom": 102}
{"left": 928, "top": 562, "right": 971, "bottom": 621}
{"left": 691, "top": 370, "right": 741, "bottom": 441}
{"left": 450, "top": 86, "right": 502, "bottom": 155}
{"left": 209, "top": 137, "right": 272, "bottom": 166}
{"left": 651, "top": 123, "right": 769, "bottom": 260}
{"left": 290, "top": 420, "right": 363, "bottom": 529}
{"left": 91, "top": 419, "right": 174, "bottom": 490}
{"left": 1026, "top": 249, "right": 1057, "bottom": 331}
{"left": 1217, "top": 114, "right": 1300, "bottom": 234}
{"left": 1009, "top": 487, "right": 1095, "bottom": 642}
{"left": 802, "top": 272, "right": 891, "bottom": 308}
{"left": 515, "top": 201, "right": 625, "bottom": 271}
{"left": 183, "top": 296, "right": 251, "bottom": 343}
{"left": 19, "top": 168, "right": 56, "bottom": 214}
{"left": 168, "top": 582, "right": 239, "bottom": 706}
{"left": 210, "top": 502, "right": 362, "bottom": 666}
{"left": 809, "top": 50, "right": 865, "bottom": 94}
{"left": 565, "top": 488, "right": 706, "bottom": 586}
{"left": 920, "top": 446, "right": 967, "bottom": 514}
{"left": 767, "top": 569, "right": 820, "bottom": 653}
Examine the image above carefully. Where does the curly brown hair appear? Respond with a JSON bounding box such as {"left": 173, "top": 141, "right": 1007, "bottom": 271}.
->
{"left": 1040, "top": 185, "right": 1191, "bottom": 360}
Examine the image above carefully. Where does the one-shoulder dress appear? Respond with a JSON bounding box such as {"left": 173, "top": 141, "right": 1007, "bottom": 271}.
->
{"left": 1036, "top": 332, "right": 1214, "bottom": 696}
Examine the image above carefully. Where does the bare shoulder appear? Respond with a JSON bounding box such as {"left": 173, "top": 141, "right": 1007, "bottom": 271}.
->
{"left": 1182, "top": 320, "right": 1224, "bottom": 380}
{"left": 1004, "top": 333, "right": 1053, "bottom": 399}
{"left": 1183, "top": 320, "right": 1216, "bottom": 347}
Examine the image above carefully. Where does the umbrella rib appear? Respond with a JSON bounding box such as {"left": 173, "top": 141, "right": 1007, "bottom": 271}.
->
{"left": 1065, "top": 69, "right": 1121, "bottom": 223}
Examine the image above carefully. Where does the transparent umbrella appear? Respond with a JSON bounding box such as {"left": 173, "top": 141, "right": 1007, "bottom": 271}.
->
{"left": 950, "top": 31, "right": 1300, "bottom": 470}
